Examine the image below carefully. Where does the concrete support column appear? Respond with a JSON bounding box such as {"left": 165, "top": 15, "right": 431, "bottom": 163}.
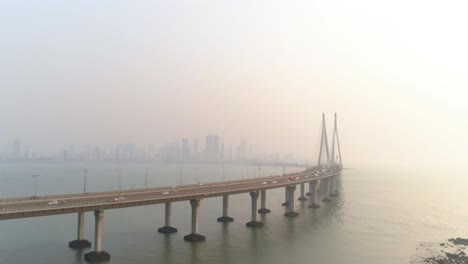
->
{"left": 281, "top": 187, "right": 289, "bottom": 206}
{"left": 217, "top": 195, "right": 234, "bottom": 222}
{"left": 308, "top": 181, "right": 320, "bottom": 209}
{"left": 78, "top": 211, "right": 85, "bottom": 240}
{"left": 184, "top": 199, "right": 206, "bottom": 242}
{"left": 69, "top": 212, "right": 92, "bottom": 249}
{"left": 258, "top": 189, "right": 271, "bottom": 214}
{"left": 284, "top": 185, "right": 299, "bottom": 217}
{"left": 246, "top": 191, "right": 263, "bottom": 227}
{"left": 298, "top": 183, "right": 307, "bottom": 201}
{"left": 321, "top": 179, "right": 331, "bottom": 202}
{"left": 158, "top": 202, "right": 178, "bottom": 233}
{"left": 84, "top": 210, "right": 110, "bottom": 262}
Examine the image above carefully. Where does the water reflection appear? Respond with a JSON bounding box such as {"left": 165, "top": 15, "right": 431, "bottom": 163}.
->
{"left": 189, "top": 242, "right": 202, "bottom": 264}
{"left": 160, "top": 234, "right": 173, "bottom": 264}
{"left": 220, "top": 223, "right": 231, "bottom": 264}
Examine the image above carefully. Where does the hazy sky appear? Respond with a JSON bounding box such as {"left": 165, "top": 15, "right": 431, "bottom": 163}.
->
{"left": 1, "top": 1, "right": 468, "bottom": 168}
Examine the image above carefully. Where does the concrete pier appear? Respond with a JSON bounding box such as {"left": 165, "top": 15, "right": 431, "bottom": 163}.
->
{"left": 217, "top": 195, "right": 234, "bottom": 222}
{"left": 298, "top": 183, "right": 307, "bottom": 201}
{"left": 284, "top": 185, "right": 299, "bottom": 217}
{"left": 246, "top": 191, "right": 263, "bottom": 227}
{"left": 158, "top": 202, "right": 178, "bottom": 233}
{"left": 258, "top": 190, "right": 271, "bottom": 214}
{"left": 184, "top": 199, "right": 206, "bottom": 242}
{"left": 281, "top": 187, "right": 289, "bottom": 206}
{"left": 69, "top": 212, "right": 92, "bottom": 249}
{"left": 321, "top": 179, "right": 331, "bottom": 202}
{"left": 308, "top": 181, "right": 320, "bottom": 209}
{"left": 84, "top": 210, "right": 110, "bottom": 262}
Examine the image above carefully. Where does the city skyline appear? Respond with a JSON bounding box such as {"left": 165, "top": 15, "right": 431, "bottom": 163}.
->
{"left": 0, "top": 135, "right": 304, "bottom": 164}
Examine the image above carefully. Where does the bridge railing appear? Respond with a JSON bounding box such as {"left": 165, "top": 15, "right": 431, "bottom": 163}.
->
{"left": 0, "top": 166, "right": 319, "bottom": 203}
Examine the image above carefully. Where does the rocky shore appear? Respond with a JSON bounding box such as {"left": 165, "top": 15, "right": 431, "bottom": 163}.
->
{"left": 412, "top": 238, "right": 468, "bottom": 264}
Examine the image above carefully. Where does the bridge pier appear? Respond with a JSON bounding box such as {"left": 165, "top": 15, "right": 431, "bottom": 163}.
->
{"left": 246, "top": 191, "right": 263, "bottom": 227}
{"left": 321, "top": 179, "right": 331, "bottom": 202}
{"left": 258, "top": 190, "right": 271, "bottom": 214}
{"left": 284, "top": 185, "right": 299, "bottom": 217}
{"left": 158, "top": 202, "right": 178, "bottom": 233}
{"left": 84, "top": 210, "right": 110, "bottom": 262}
{"left": 281, "top": 187, "right": 289, "bottom": 206}
{"left": 184, "top": 199, "right": 206, "bottom": 242}
{"left": 308, "top": 181, "right": 320, "bottom": 209}
{"left": 69, "top": 212, "right": 92, "bottom": 249}
{"left": 217, "top": 195, "right": 234, "bottom": 222}
{"left": 298, "top": 183, "right": 307, "bottom": 201}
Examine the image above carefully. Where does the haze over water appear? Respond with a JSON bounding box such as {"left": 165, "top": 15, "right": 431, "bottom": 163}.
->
{"left": 1, "top": 1, "right": 468, "bottom": 263}
{"left": 0, "top": 163, "right": 467, "bottom": 264}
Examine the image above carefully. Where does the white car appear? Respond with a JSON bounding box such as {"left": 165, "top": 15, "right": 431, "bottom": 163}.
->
{"left": 296, "top": 177, "right": 300, "bottom": 180}
{"left": 270, "top": 180, "right": 277, "bottom": 184}
{"left": 47, "top": 200, "right": 58, "bottom": 205}
{"left": 170, "top": 185, "right": 177, "bottom": 189}
{"left": 162, "top": 191, "right": 170, "bottom": 195}
{"left": 261, "top": 181, "right": 267, "bottom": 185}
{"left": 112, "top": 197, "right": 126, "bottom": 202}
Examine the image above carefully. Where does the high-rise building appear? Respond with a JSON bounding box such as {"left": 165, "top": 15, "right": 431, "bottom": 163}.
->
{"left": 181, "top": 138, "right": 190, "bottom": 161}
{"left": 193, "top": 138, "right": 199, "bottom": 156}
{"left": 12, "top": 140, "right": 21, "bottom": 159}
{"left": 220, "top": 143, "right": 225, "bottom": 160}
{"left": 240, "top": 138, "right": 247, "bottom": 160}
{"left": 205, "top": 135, "right": 219, "bottom": 160}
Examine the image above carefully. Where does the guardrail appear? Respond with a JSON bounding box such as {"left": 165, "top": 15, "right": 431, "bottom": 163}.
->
{"left": 0, "top": 169, "right": 340, "bottom": 220}
{"left": 0, "top": 168, "right": 320, "bottom": 203}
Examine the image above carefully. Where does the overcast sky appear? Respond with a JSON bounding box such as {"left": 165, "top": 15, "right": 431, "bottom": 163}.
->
{"left": 1, "top": 1, "right": 468, "bottom": 168}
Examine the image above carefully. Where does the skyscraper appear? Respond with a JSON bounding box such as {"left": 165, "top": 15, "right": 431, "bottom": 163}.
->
{"left": 12, "top": 140, "right": 21, "bottom": 159}
{"left": 205, "top": 135, "right": 219, "bottom": 160}
{"left": 181, "top": 138, "right": 190, "bottom": 161}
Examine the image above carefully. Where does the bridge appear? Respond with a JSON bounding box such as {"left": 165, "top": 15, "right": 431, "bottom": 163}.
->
{"left": 0, "top": 113, "right": 343, "bottom": 262}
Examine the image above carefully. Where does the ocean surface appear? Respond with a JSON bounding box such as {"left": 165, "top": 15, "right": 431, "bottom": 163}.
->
{"left": 0, "top": 162, "right": 467, "bottom": 264}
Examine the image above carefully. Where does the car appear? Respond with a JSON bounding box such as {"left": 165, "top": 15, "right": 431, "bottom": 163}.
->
{"left": 288, "top": 176, "right": 295, "bottom": 181}
{"left": 261, "top": 181, "right": 267, "bottom": 185}
{"left": 162, "top": 191, "right": 170, "bottom": 195}
{"left": 305, "top": 175, "right": 309, "bottom": 178}
{"left": 170, "top": 185, "right": 177, "bottom": 189}
{"left": 296, "top": 177, "right": 300, "bottom": 180}
{"left": 112, "top": 197, "right": 126, "bottom": 202}
{"left": 315, "top": 173, "right": 319, "bottom": 177}
{"left": 270, "top": 180, "right": 277, "bottom": 184}
{"left": 47, "top": 200, "right": 58, "bottom": 205}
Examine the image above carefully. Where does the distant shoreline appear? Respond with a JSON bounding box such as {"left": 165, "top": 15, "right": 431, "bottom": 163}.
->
{"left": 0, "top": 160, "right": 310, "bottom": 167}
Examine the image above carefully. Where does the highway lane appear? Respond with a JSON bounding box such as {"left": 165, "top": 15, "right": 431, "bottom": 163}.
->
{"left": 0, "top": 167, "right": 341, "bottom": 220}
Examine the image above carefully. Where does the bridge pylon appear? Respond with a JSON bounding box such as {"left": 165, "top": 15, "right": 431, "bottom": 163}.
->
{"left": 328, "top": 113, "right": 342, "bottom": 169}
{"left": 318, "top": 113, "right": 330, "bottom": 169}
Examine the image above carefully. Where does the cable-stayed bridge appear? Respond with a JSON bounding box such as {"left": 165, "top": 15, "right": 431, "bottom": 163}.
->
{"left": 0, "top": 114, "right": 343, "bottom": 262}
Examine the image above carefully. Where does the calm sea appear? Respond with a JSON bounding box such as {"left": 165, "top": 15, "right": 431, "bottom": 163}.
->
{"left": 0, "top": 162, "right": 467, "bottom": 264}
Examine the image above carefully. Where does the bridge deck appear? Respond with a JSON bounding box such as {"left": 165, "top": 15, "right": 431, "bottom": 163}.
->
{"left": 0, "top": 168, "right": 340, "bottom": 220}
